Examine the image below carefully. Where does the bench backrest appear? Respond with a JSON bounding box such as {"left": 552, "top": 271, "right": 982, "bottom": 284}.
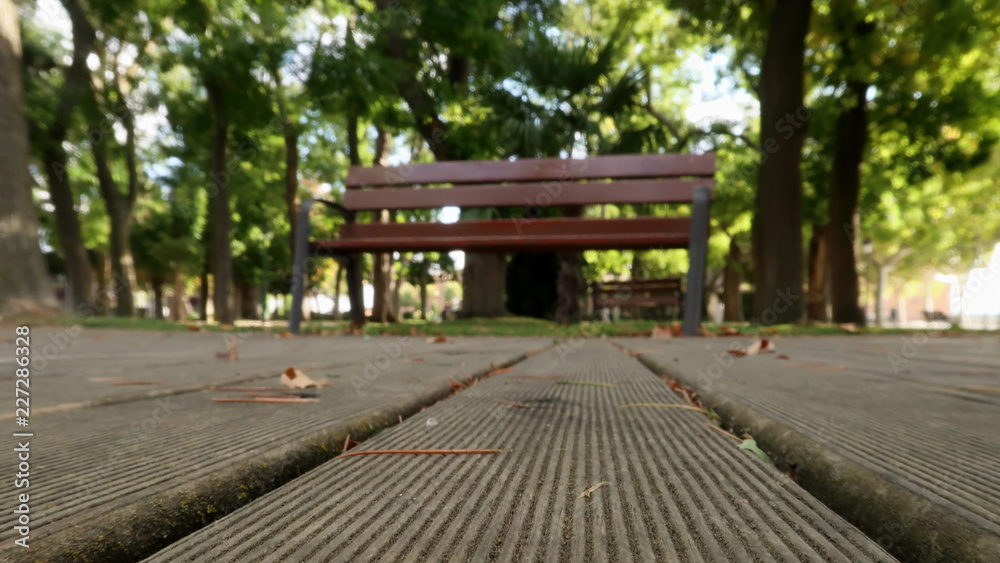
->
{"left": 593, "top": 278, "right": 683, "bottom": 294}
{"left": 342, "top": 153, "right": 715, "bottom": 212}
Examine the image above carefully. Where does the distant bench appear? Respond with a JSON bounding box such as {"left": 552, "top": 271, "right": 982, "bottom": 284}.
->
{"left": 923, "top": 310, "right": 949, "bottom": 322}
{"left": 289, "top": 153, "right": 715, "bottom": 335}
{"left": 592, "top": 277, "right": 684, "bottom": 319}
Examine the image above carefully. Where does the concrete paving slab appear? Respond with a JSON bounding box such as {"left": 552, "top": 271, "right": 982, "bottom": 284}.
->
{"left": 148, "top": 340, "right": 894, "bottom": 563}
{"left": 0, "top": 330, "right": 544, "bottom": 562}
{"left": 615, "top": 334, "right": 1000, "bottom": 562}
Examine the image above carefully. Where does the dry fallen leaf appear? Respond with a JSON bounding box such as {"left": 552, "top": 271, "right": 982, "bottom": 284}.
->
{"left": 760, "top": 338, "right": 776, "bottom": 353}
{"left": 699, "top": 327, "right": 716, "bottom": 337}
{"left": 745, "top": 340, "right": 762, "bottom": 355}
{"left": 650, "top": 324, "right": 674, "bottom": 339}
{"left": 220, "top": 324, "right": 234, "bottom": 330}
{"left": 408, "top": 357, "right": 426, "bottom": 363}
{"left": 215, "top": 339, "right": 239, "bottom": 361}
{"left": 579, "top": 481, "right": 609, "bottom": 499}
{"left": 777, "top": 354, "right": 790, "bottom": 360}
{"left": 719, "top": 326, "right": 740, "bottom": 336}
{"left": 839, "top": 323, "right": 859, "bottom": 334}
{"left": 276, "top": 331, "right": 294, "bottom": 339}
{"left": 186, "top": 324, "right": 201, "bottom": 332}
{"left": 727, "top": 349, "right": 747, "bottom": 357}
{"left": 427, "top": 333, "right": 448, "bottom": 343}
{"left": 280, "top": 367, "right": 325, "bottom": 389}
{"left": 409, "top": 326, "right": 419, "bottom": 337}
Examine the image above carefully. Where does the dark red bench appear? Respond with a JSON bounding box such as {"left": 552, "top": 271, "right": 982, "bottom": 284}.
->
{"left": 289, "top": 153, "right": 714, "bottom": 335}
{"left": 592, "top": 278, "right": 684, "bottom": 319}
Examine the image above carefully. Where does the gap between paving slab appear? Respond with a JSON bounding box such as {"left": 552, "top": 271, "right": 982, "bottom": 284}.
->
{"left": 1, "top": 340, "right": 542, "bottom": 563}
{"left": 146, "top": 340, "right": 895, "bottom": 563}
{"left": 627, "top": 345, "right": 1000, "bottom": 563}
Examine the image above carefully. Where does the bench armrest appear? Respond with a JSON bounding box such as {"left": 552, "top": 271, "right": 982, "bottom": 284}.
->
{"left": 310, "top": 198, "right": 356, "bottom": 223}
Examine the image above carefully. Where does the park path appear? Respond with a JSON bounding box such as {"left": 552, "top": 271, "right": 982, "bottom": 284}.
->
{"left": 146, "top": 339, "right": 893, "bottom": 563}
{"left": 5, "top": 328, "right": 997, "bottom": 561}
{"left": 0, "top": 327, "right": 544, "bottom": 562}
{"left": 617, "top": 333, "right": 1000, "bottom": 562}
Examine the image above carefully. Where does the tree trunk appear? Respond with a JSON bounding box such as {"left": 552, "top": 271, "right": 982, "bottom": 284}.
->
{"left": 722, "top": 238, "right": 743, "bottom": 322}
{"left": 874, "top": 263, "right": 887, "bottom": 326}
{"left": 555, "top": 205, "right": 584, "bottom": 324}
{"left": 419, "top": 265, "right": 428, "bottom": 320}
{"left": 370, "top": 128, "right": 398, "bottom": 323}
{"left": 332, "top": 264, "right": 344, "bottom": 319}
{"left": 152, "top": 279, "right": 165, "bottom": 320}
{"left": 90, "top": 135, "right": 137, "bottom": 316}
{"left": 32, "top": 0, "right": 96, "bottom": 312}
{"left": 459, "top": 253, "right": 509, "bottom": 318}
{"left": 346, "top": 115, "right": 361, "bottom": 166}
{"left": 238, "top": 282, "right": 257, "bottom": 320}
{"left": 630, "top": 253, "right": 645, "bottom": 279}
{"left": 827, "top": 80, "right": 870, "bottom": 324}
{"left": 198, "top": 259, "right": 209, "bottom": 321}
{"left": 205, "top": 77, "right": 234, "bottom": 324}
{"left": 91, "top": 252, "right": 108, "bottom": 314}
{"left": 393, "top": 267, "right": 403, "bottom": 317}
{"left": 628, "top": 252, "right": 644, "bottom": 318}
{"left": 43, "top": 144, "right": 93, "bottom": 312}
{"left": 171, "top": 265, "right": 185, "bottom": 321}
{"left": 0, "top": 0, "right": 58, "bottom": 315}
{"left": 87, "top": 48, "right": 143, "bottom": 317}
{"left": 751, "top": 0, "right": 812, "bottom": 324}
{"left": 806, "top": 223, "right": 829, "bottom": 321}
{"left": 554, "top": 253, "right": 583, "bottom": 324}
{"left": 283, "top": 124, "right": 299, "bottom": 257}
{"left": 371, "top": 211, "right": 398, "bottom": 323}
{"left": 372, "top": 0, "right": 508, "bottom": 318}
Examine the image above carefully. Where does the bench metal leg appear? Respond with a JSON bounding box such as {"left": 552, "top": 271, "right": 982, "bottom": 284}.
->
{"left": 289, "top": 198, "right": 319, "bottom": 335}
{"left": 346, "top": 254, "right": 365, "bottom": 326}
{"left": 683, "top": 186, "right": 711, "bottom": 336}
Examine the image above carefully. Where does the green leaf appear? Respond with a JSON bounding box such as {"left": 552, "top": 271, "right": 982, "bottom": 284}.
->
{"left": 738, "top": 438, "right": 773, "bottom": 465}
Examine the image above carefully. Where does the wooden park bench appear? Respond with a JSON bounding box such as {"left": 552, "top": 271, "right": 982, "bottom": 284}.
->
{"left": 592, "top": 277, "right": 684, "bottom": 320}
{"left": 289, "top": 153, "right": 715, "bottom": 335}
{"left": 923, "top": 310, "right": 949, "bottom": 322}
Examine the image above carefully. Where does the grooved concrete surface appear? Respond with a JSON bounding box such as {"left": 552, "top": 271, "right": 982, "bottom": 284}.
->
{"left": 2, "top": 328, "right": 511, "bottom": 415}
{"left": 0, "top": 328, "right": 544, "bottom": 562}
{"left": 148, "top": 340, "right": 894, "bottom": 562}
{"left": 616, "top": 334, "right": 1000, "bottom": 562}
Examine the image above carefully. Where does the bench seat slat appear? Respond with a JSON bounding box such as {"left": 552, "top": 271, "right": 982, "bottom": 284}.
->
{"left": 311, "top": 217, "right": 692, "bottom": 253}
{"left": 594, "top": 297, "right": 681, "bottom": 307}
{"left": 342, "top": 179, "right": 714, "bottom": 211}
{"left": 346, "top": 154, "right": 716, "bottom": 187}
{"left": 595, "top": 280, "right": 682, "bottom": 291}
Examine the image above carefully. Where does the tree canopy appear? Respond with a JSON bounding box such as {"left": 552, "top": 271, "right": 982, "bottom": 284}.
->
{"left": 4, "top": 0, "right": 998, "bottom": 326}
